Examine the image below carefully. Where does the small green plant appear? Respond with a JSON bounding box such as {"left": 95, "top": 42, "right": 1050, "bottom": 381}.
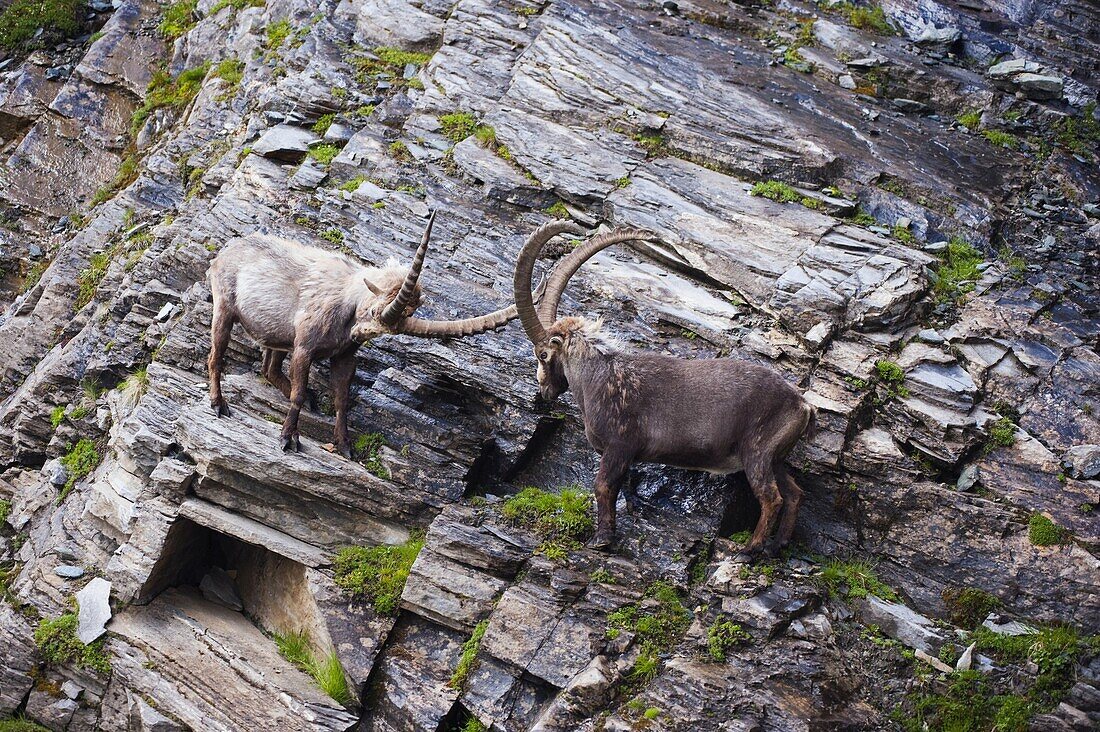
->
{"left": 933, "top": 236, "right": 983, "bottom": 305}
{"left": 629, "top": 644, "right": 660, "bottom": 682}
{"left": 0, "top": 0, "right": 83, "bottom": 52}
{"left": 970, "top": 623, "right": 1099, "bottom": 705}
{"left": 210, "top": 0, "right": 265, "bottom": 12}
{"left": 213, "top": 58, "right": 245, "bottom": 89}
{"left": 159, "top": 0, "right": 198, "bottom": 38}
{"left": 352, "top": 432, "right": 388, "bottom": 478}
{"left": 319, "top": 228, "right": 344, "bottom": 246}
{"left": 891, "top": 225, "right": 915, "bottom": 244}
{"left": 388, "top": 140, "right": 412, "bottom": 162}
{"left": 460, "top": 718, "right": 487, "bottom": 732}
{"left": 707, "top": 618, "right": 751, "bottom": 661}
{"left": 76, "top": 249, "right": 113, "bottom": 308}
{"left": 590, "top": 568, "right": 615, "bottom": 584}
{"left": 439, "top": 112, "right": 479, "bottom": 143}
{"left": 545, "top": 201, "right": 570, "bottom": 218}
{"left": 728, "top": 530, "right": 752, "bottom": 545}
{"left": 956, "top": 109, "right": 981, "bottom": 131}
{"left": 848, "top": 208, "right": 877, "bottom": 226}
{"left": 311, "top": 113, "right": 335, "bottom": 136}
{"left": 607, "top": 581, "right": 691, "bottom": 652}
{"left": 500, "top": 486, "right": 594, "bottom": 546}
{"left": 265, "top": 19, "right": 292, "bottom": 50}
{"left": 59, "top": 439, "right": 101, "bottom": 503}
{"left": 818, "top": 558, "right": 898, "bottom": 601}
{"left": 338, "top": 176, "right": 368, "bottom": 192}
{"left": 34, "top": 613, "right": 111, "bottom": 674}
{"left": 1027, "top": 513, "right": 1068, "bottom": 547}
{"left": 91, "top": 154, "right": 141, "bottom": 205}
{"left": 874, "top": 360, "right": 909, "bottom": 399}
{"left": 1054, "top": 103, "right": 1100, "bottom": 158}
{"left": 941, "top": 587, "right": 1000, "bottom": 629}
{"left": 131, "top": 64, "right": 210, "bottom": 135}
{"left": 449, "top": 619, "right": 488, "bottom": 690}
{"left": 20, "top": 258, "right": 51, "bottom": 293}
{"left": 333, "top": 533, "right": 424, "bottom": 615}
{"left": 50, "top": 405, "right": 66, "bottom": 429}
{"left": 633, "top": 132, "right": 666, "bottom": 157}
{"left": 985, "top": 416, "right": 1016, "bottom": 451}
{"left": 274, "top": 629, "right": 313, "bottom": 668}
{"left": 309, "top": 144, "right": 341, "bottom": 165}
{"left": 751, "top": 180, "right": 800, "bottom": 203}
{"left": 273, "top": 630, "right": 351, "bottom": 705}
{"left": 982, "top": 129, "right": 1018, "bottom": 149}
{"left": 0, "top": 499, "right": 10, "bottom": 526}
{"left": 615, "top": 176, "right": 631, "bottom": 188}
{"left": 898, "top": 670, "right": 1033, "bottom": 732}
{"left": 309, "top": 652, "right": 351, "bottom": 705}
{"left": 843, "top": 3, "right": 895, "bottom": 35}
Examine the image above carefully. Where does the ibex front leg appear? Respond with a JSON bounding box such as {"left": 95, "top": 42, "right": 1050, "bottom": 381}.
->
{"left": 208, "top": 302, "right": 234, "bottom": 417}
{"left": 329, "top": 349, "right": 357, "bottom": 458}
{"left": 280, "top": 346, "right": 312, "bottom": 452}
{"left": 589, "top": 450, "right": 631, "bottom": 550}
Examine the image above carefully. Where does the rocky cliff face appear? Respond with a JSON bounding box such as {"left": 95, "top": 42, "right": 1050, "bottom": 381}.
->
{"left": 0, "top": 0, "right": 1098, "bottom": 730}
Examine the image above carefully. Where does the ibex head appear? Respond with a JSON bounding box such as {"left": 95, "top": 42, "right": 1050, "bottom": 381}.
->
{"left": 513, "top": 222, "right": 665, "bottom": 402}
{"left": 353, "top": 211, "right": 520, "bottom": 342}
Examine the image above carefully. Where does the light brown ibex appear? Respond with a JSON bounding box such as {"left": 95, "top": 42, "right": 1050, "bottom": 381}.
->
{"left": 207, "top": 212, "right": 517, "bottom": 456}
{"left": 513, "top": 222, "right": 816, "bottom": 555}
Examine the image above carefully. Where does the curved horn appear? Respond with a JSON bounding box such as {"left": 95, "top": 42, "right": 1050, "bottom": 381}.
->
{"left": 394, "top": 305, "right": 518, "bottom": 338}
{"left": 538, "top": 227, "right": 666, "bottom": 325}
{"left": 512, "top": 220, "right": 586, "bottom": 346}
{"left": 379, "top": 210, "right": 436, "bottom": 327}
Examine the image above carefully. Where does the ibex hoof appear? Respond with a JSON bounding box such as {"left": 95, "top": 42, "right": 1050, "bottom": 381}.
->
{"left": 586, "top": 532, "right": 616, "bottom": 551}
{"left": 211, "top": 400, "right": 230, "bottom": 417}
{"left": 280, "top": 434, "right": 301, "bottom": 452}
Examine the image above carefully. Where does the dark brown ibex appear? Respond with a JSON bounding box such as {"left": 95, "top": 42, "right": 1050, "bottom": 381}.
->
{"left": 513, "top": 222, "right": 816, "bottom": 554}
{"left": 208, "top": 212, "right": 517, "bottom": 456}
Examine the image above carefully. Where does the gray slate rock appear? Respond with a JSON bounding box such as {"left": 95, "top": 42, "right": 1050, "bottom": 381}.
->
{"left": 199, "top": 567, "right": 243, "bottom": 611}
{"left": 54, "top": 564, "right": 85, "bottom": 578}
{"left": 76, "top": 576, "right": 112, "bottom": 644}
{"left": 857, "top": 594, "right": 946, "bottom": 654}
{"left": 251, "top": 125, "right": 318, "bottom": 162}
{"left": 1063, "top": 444, "right": 1100, "bottom": 479}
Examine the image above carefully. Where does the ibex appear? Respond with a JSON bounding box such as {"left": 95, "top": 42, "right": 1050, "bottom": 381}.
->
{"left": 513, "top": 222, "right": 816, "bottom": 555}
{"left": 208, "top": 212, "right": 517, "bottom": 456}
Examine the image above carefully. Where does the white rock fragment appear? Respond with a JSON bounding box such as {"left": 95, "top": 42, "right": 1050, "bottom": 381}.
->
{"left": 76, "top": 577, "right": 112, "bottom": 644}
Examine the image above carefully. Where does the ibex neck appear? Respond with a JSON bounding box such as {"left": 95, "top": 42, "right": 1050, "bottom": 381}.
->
{"left": 565, "top": 347, "right": 613, "bottom": 421}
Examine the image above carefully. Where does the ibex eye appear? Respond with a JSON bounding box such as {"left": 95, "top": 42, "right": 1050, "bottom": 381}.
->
{"left": 540, "top": 351, "right": 549, "bottom": 361}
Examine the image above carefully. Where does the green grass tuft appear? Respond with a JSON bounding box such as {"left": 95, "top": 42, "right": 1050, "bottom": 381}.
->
{"left": 352, "top": 432, "right": 389, "bottom": 478}
{"left": 933, "top": 236, "right": 983, "bottom": 305}
{"left": 956, "top": 109, "right": 981, "bottom": 131}
{"left": 274, "top": 629, "right": 313, "bottom": 668}
{"left": 0, "top": 718, "right": 53, "bottom": 732}
{"left": 311, "top": 113, "right": 335, "bottom": 136}
{"left": 449, "top": 619, "right": 488, "bottom": 690}
{"left": 751, "top": 180, "right": 801, "bottom": 203}
{"left": 131, "top": 64, "right": 210, "bottom": 136}
{"left": 0, "top": 0, "right": 82, "bottom": 52}
{"left": 986, "top": 416, "right": 1016, "bottom": 451}
{"left": 1027, "top": 513, "right": 1068, "bottom": 547}
{"left": 308, "top": 652, "right": 352, "bottom": 705}
{"left": 842, "top": 3, "right": 895, "bottom": 35}
{"left": 58, "top": 439, "right": 101, "bottom": 503}
{"left": 439, "top": 112, "right": 479, "bottom": 143}
{"left": 981, "top": 129, "right": 1018, "bottom": 149}
{"left": 50, "top": 405, "right": 66, "bottom": 430}
{"left": 818, "top": 558, "right": 898, "bottom": 601}
{"left": 34, "top": 613, "right": 111, "bottom": 674}
{"left": 942, "top": 587, "right": 1001, "bottom": 629}
{"left": 213, "top": 58, "right": 244, "bottom": 89}
{"left": 265, "top": 19, "right": 292, "bottom": 50}
{"left": 501, "top": 486, "right": 594, "bottom": 546}
{"left": 0, "top": 499, "right": 10, "bottom": 526}
{"left": 309, "top": 144, "right": 341, "bottom": 165}
{"left": 159, "top": 0, "right": 197, "bottom": 38}
{"left": 76, "top": 249, "right": 113, "bottom": 308}
{"left": 461, "top": 718, "right": 487, "bottom": 732}
{"left": 333, "top": 533, "right": 424, "bottom": 615}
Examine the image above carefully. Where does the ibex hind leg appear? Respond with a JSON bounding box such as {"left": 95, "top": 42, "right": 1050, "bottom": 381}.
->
{"left": 263, "top": 348, "right": 317, "bottom": 411}
{"left": 743, "top": 458, "right": 784, "bottom": 559}
{"left": 208, "top": 302, "right": 234, "bottom": 417}
{"left": 767, "top": 464, "right": 804, "bottom": 555}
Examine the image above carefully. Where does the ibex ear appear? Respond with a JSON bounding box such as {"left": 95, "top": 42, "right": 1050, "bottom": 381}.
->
{"left": 363, "top": 277, "right": 383, "bottom": 295}
{"left": 548, "top": 335, "right": 564, "bottom": 348}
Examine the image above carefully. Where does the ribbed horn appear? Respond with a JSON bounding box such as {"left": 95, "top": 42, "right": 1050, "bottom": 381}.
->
{"left": 512, "top": 220, "right": 586, "bottom": 346}
{"left": 394, "top": 305, "right": 518, "bottom": 338}
{"left": 379, "top": 210, "right": 436, "bottom": 327}
{"left": 538, "top": 227, "right": 666, "bottom": 325}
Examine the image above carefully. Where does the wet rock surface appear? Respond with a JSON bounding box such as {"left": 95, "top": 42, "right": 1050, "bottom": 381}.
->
{"left": 0, "top": 0, "right": 1098, "bottom": 730}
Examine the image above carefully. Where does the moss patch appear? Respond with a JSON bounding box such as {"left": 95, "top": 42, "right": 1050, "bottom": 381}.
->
{"left": 438, "top": 112, "right": 479, "bottom": 143}
{"left": 449, "top": 619, "right": 487, "bottom": 690}
{"left": 352, "top": 432, "right": 388, "bottom": 479}
{"left": 0, "top": 0, "right": 83, "bottom": 52}
{"left": 500, "top": 486, "right": 593, "bottom": 556}
{"left": 818, "top": 557, "right": 898, "bottom": 601}
{"left": 942, "top": 587, "right": 1000, "bottom": 629}
{"left": 309, "top": 144, "right": 341, "bottom": 165}
{"left": 1027, "top": 513, "right": 1068, "bottom": 547}
{"left": 58, "top": 439, "right": 101, "bottom": 503}
{"left": 34, "top": 613, "right": 111, "bottom": 674}
{"left": 131, "top": 64, "right": 210, "bottom": 136}
{"left": 333, "top": 533, "right": 424, "bottom": 615}
{"left": 159, "top": 0, "right": 197, "bottom": 39}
